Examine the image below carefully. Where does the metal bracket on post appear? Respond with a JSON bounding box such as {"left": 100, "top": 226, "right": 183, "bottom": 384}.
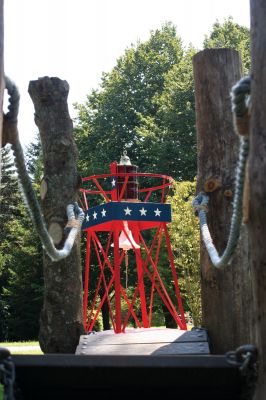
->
{"left": 226, "top": 344, "right": 258, "bottom": 400}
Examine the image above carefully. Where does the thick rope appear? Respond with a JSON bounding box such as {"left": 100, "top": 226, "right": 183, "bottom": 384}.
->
{"left": 192, "top": 76, "right": 250, "bottom": 268}
{"left": 4, "top": 77, "right": 84, "bottom": 262}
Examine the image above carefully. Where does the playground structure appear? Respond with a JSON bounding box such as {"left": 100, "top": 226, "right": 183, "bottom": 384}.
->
{"left": 79, "top": 154, "right": 187, "bottom": 333}
{"left": 3, "top": 0, "right": 266, "bottom": 397}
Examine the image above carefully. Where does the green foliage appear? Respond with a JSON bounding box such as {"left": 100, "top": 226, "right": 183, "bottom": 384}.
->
{"left": 0, "top": 144, "right": 43, "bottom": 341}
{"left": 0, "top": 147, "right": 22, "bottom": 339}
{"left": 138, "top": 45, "right": 197, "bottom": 180}
{"left": 25, "top": 134, "right": 43, "bottom": 181}
{"left": 203, "top": 17, "right": 250, "bottom": 74}
{"left": 3, "top": 213, "right": 43, "bottom": 340}
{"left": 74, "top": 23, "right": 197, "bottom": 181}
{"left": 168, "top": 181, "right": 202, "bottom": 326}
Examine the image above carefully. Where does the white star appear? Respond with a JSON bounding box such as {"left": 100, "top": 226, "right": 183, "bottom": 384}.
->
{"left": 86, "top": 214, "right": 90, "bottom": 222}
{"left": 93, "top": 211, "right": 97, "bottom": 219}
{"left": 124, "top": 206, "right": 132, "bottom": 215}
{"left": 111, "top": 178, "right": 116, "bottom": 187}
{"left": 139, "top": 207, "right": 147, "bottom": 216}
{"left": 154, "top": 208, "right": 162, "bottom": 217}
{"left": 101, "top": 208, "right": 107, "bottom": 217}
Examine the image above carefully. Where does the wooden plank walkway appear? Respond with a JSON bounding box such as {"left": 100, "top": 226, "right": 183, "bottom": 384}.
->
{"left": 76, "top": 328, "right": 210, "bottom": 356}
{"left": 16, "top": 329, "right": 255, "bottom": 399}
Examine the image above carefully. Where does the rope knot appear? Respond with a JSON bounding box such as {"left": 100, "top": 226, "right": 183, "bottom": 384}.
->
{"left": 2, "top": 76, "right": 20, "bottom": 147}
{"left": 65, "top": 219, "right": 81, "bottom": 229}
{"left": 192, "top": 192, "right": 209, "bottom": 216}
{"left": 231, "top": 76, "right": 251, "bottom": 137}
{"left": 193, "top": 204, "right": 209, "bottom": 214}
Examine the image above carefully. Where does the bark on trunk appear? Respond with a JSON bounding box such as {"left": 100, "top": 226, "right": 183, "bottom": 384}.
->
{"left": 193, "top": 49, "right": 252, "bottom": 353}
{"left": 28, "top": 77, "right": 85, "bottom": 353}
{"left": 249, "top": 1, "right": 266, "bottom": 397}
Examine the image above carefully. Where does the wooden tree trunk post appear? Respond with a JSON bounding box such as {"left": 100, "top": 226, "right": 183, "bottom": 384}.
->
{"left": 28, "top": 77, "right": 85, "bottom": 353}
{"left": 249, "top": 1, "right": 266, "bottom": 397}
{"left": 193, "top": 49, "right": 252, "bottom": 353}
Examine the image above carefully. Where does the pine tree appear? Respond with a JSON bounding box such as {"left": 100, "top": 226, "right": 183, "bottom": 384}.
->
{"left": 0, "top": 146, "right": 22, "bottom": 340}
{"left": 0, "top": 143, "right": 43, "bottom": 341}
{"left": 0, "top": 146, "right": 21, "bottom": 228}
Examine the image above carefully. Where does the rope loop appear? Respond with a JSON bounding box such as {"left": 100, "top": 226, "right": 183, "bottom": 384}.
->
{"left": 5, "top": 76, "right": 20, "bottom": 123}
{"left": 231, "top": 76, "right": 251, "bottom": 137}
{"left": 5, "top": 77, "right": 85, "bottom": 262}
{"left": 2, "top": 77, "right": 20, "bottom": 146}
{"left": 192, "top": 76, "right": 251, "bottom": 269}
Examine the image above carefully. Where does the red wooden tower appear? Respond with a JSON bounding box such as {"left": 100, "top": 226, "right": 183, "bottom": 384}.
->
{"left": 80, "top": 152, "right": 187, "bottom": 333}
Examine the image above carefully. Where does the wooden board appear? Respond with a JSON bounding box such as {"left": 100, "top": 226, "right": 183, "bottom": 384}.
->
{"left": 13, "top": 354, "right": 244, "bottom": 400}
{"left": 76, "top": 328, "right": 210, "bottom": 356}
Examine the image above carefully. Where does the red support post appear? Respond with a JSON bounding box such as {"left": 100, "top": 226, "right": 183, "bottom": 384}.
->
{"left": 163, "top": 223, "right": 187, "bottom": 329}
{"left": 83, "top": 231, "right": 91, "bottom": 328}
{"left": 110, "top": 162, "right": 118, "bottom": 201}
{"left": 113, "top": 227, "right": 122, "bottom": 333}
{"left": 135, "top": 230, "right": 149, "bottom": 328}
{"left": 149, "top": 228, "right": 162, "bottom": 324}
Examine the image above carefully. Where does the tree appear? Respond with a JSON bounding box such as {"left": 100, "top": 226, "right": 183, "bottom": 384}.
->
{"left": 168, "top": 180, "right": 201, "bottom": 326}
{"left": 203, "top": 17, "right": 250, "bottom": 74}
{"left": 137, "top": 46, "right": 197, "bottom": 180}
{"left": 3, "top": 211, "right": 43, "bottom": 340}
{"left": 0, "top": 0, "right": 3, "bottom": 152}
{"left": 0, "top": 145, "right": 43, "bottom": 340}
{"left": 29, "top": 77, "right": 84, "bottom": 353}
{"left": 25, "top": 134, "right": 43, "bottom": 181}
{"left": 74, "top": 23, "right": 197, "bottom": 181}
{"left": 0, "top": 146, "right": 21, "bottom": 339}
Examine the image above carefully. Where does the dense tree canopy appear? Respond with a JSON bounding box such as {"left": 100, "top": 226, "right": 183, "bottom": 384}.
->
{"left": 75, "top": 19, "right": 250, "bottom": 181}
{"left": 75, "top": 23, "right": 197, "bottom": 181}
{"left": 168, "top": 180, "right": 201, "bottom": 326}
{"left": 203, "top": 17, "right": 250, "bottom": 74}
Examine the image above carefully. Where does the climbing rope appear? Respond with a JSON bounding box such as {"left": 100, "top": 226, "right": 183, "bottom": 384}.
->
{"left": 192, "top": 76, "right": 250, "bottom": 268}
{"left": 4, "top": 77, "right": 84, "bottom": 262}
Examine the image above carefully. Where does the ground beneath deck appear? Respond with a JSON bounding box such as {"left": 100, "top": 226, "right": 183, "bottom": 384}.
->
{"left": 76, "top": 327, "right": 210, "bottom": 355}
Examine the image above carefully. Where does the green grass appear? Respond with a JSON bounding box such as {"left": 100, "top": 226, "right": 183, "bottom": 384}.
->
{"left": 9, "top": 349, "right": 43, "bottom": 354}
{"left": 0, "top": 341, "right": 43, "bottom": 354}
{"left": 0, "top": 341, "right": 39, "bottom": 347}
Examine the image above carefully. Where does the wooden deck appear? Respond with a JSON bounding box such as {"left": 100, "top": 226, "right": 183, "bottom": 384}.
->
{"left": 76, "top": 327, "right": 210, "bottom": 355}
{"left": 13, "top": 329, "right": 251, "bottom": 399}
{"left": 13, "top": 353, "right": 245, "bottom": 399}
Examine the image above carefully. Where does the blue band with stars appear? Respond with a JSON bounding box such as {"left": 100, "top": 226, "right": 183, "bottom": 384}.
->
{"left": 82, "top": 202, "right": 171, "bottom": 230}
